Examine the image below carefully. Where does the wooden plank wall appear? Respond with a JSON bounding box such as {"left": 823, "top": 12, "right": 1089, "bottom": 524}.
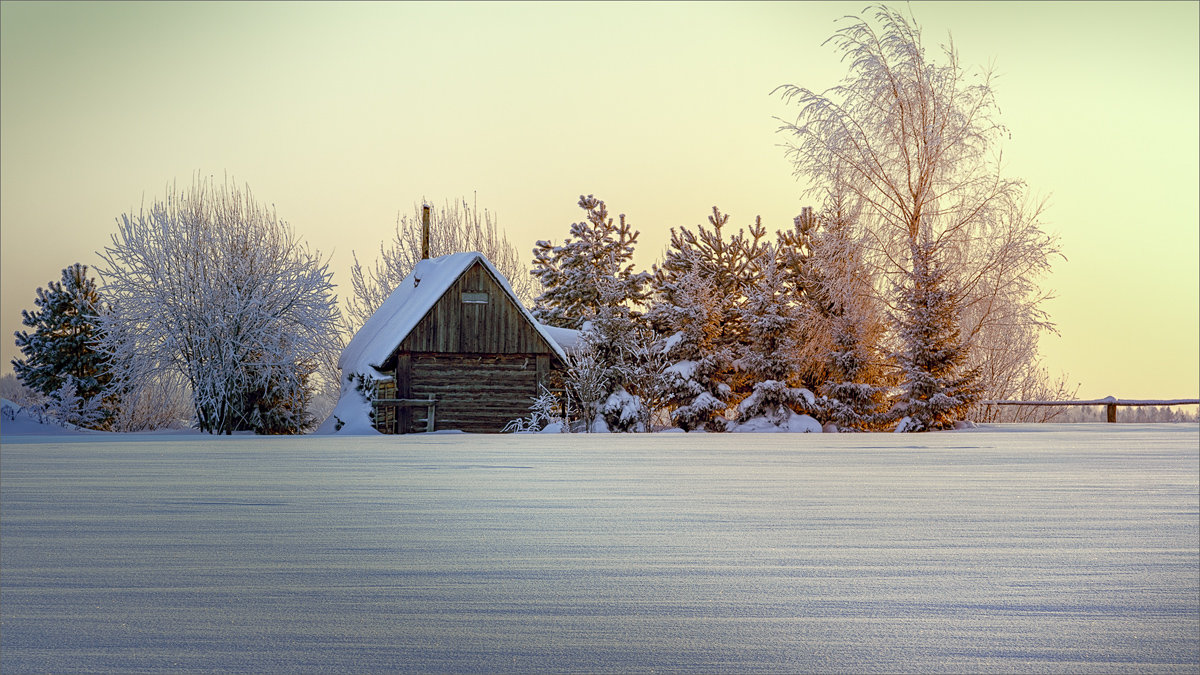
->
{"left": 407, "top": 354, "right": 539, "bottom": 433}
{"left": 398, "top": 261, "right": 555, "bottom": 356}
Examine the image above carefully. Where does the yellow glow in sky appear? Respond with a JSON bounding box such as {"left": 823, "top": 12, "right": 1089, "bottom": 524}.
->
{"left": 2, "top": 1, "right": 1197, "bottom": 400}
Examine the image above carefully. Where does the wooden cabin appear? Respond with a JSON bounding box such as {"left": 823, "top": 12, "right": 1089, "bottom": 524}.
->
{"left": 339, "top": 251, "right": 571, "bottom": 434}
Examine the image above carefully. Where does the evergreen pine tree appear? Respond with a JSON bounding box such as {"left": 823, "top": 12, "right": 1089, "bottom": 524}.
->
{"left": 890, "top": 241, "right": 982, "bottom": 431}
{"left": 735, "top": 244, "right": 800, "bottom": 384}
{"left": 531, "top": 196, "right": 651, "bottom": 431}
{"left": 651, "top": 270, "right": 733, "bottom": 431}
{"left": 12, "top": 263, "right": 116, "bottom": 429}
{"left": 732, "top": 245, "right": 821, "bottom": 428}
{"left": 587, "top": 277, "right": 650, "bottom": 432}
{"left": 777, "top": 207, "right": 842, "bottom": 393}
{"left": 804, "top": 203, "right": 892, "bottom": 431}
{"left": 531, "top": 195, "right": 650, "bottom": 330}
{"left": 822, "top": 312, "right": 891, "bottom": 431}
{"left": 647, "top": 207, "right": 768, "bottom": 427}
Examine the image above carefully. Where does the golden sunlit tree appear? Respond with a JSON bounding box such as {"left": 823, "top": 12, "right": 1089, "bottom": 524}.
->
{"left": 775, "top": 4, "right": 1068, "bottom": 426}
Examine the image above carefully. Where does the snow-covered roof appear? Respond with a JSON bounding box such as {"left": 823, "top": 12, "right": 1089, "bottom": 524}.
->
{"left": 536, "top": 323, "right": 582, "bottom": 354}
{"left": 339, "top": 252, "right": 569, "bottom": 375}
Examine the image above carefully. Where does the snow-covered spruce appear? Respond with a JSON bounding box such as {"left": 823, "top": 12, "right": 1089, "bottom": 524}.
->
{"left": 532, "top": 196, "right": 655, "bottom": 432}
{"left": 804, "top": 205, "right": 892, "bottom": 431}
{"left": 662, "top": 358, "right": 731, "bottom": 432}
{"left": 12, "top": 263, "right": 117, "bottom": 429}
{"left": 735, "top": 245, "right": 798, "bottom": 382}
{"left": 531, "top": 195, "right": 650, "bottom": 331}
{"left": 729, "top": 380, "right": 822, "bottom": 433}
{"left": 647, "top": 207, "right": 783, "bottom": 430}
{"left": 648, "top": 273, "right": 732, "bottom": 432}
{"left": 887, "top": 241, "right": 983, "bottom": 431}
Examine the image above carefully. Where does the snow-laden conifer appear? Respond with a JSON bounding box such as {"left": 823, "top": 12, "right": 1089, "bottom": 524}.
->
{"left": 650, "top": 270, "right": 732, "bottom": 432}
{"left": 531, "top": 195, "right": 649, "bottom": 330}
{"left": 803, "top": 199, "right": 892, "bottom": 431}
{"left": 533, "top": 196, "right": 652, "bottom": 431}
{"left": 889, "top": 240, "right": 982, "bottom": 431}
{"left": 12, "top": 263, "right": 116, "bottom": 429}
{"left": 734, "top": 244, "right": 801, "bottom": 386}
{"left": 647, "top": 208, "right": 770, "bottom": 428}
{"left": 731, "top": 244, "right": 820, "bottom": 429}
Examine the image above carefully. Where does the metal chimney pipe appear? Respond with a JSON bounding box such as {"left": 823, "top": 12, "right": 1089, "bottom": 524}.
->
{"left": 421, "top": 204, "right": 431, "bottom": 260}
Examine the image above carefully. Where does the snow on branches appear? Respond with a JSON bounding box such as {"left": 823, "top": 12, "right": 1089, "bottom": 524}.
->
{"left": 12, "top": 263, "right": 116, "bottom": 429}
{"left": 888, "top": 241, "right": 983, "bottom": 431}
{"left": 532, "top": 195, "right": 650, "bottom": 330}
{"left": 347, "top": 197, "right": 535, "bottom": 333}
{"left": 775, "top": 4, "right": 1061, "bottom": 428}
{"left": 98, "top": 175, "right": 341, "bottom": 434}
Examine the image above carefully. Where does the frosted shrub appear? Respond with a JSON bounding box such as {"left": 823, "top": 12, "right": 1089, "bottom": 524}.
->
{"left": 601, "top": 388, "right": 644, "bottom": 433}
{"left": 505, "top": 385, "right": 564, "bottom": 433}
{"left": 98, "top": 175, "right": 342, "bottom": 435}
{"left": 46, "top": 376, "right": 109, "bottom": 429}
{"left": 563, "top": 345, "right": 609, "bottom": 433}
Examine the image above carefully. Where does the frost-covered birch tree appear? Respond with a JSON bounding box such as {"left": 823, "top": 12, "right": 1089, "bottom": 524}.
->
{"left": 98, "top": 175, "right": 341, "bottom": 434}
{"left": 775, "top": 4, "right": 1061, "bottom": 428}
{"left": 347, "top": 197, "right": 535, "bottom": 332}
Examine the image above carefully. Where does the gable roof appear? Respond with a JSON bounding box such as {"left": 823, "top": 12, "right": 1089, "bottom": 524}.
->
{"left": 339, "top": 252, "right": 569, "bottom": 375}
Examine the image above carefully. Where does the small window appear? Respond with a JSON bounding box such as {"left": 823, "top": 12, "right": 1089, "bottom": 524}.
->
{"left": 461, "top": 291, "right": 489, "bottom": 304}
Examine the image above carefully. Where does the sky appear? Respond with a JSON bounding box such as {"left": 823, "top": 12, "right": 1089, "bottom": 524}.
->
{"left": 2, "top": 1, "right": 1197, "bottom": 400}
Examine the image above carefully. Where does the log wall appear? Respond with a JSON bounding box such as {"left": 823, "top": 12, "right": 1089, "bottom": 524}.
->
{"left": 405, "top": 353, "right": 542, "bottom": 433}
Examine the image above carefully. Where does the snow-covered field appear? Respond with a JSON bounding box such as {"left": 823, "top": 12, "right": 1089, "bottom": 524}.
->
{"left": 2, "top": 425, "right": 1197, "bottom": 673}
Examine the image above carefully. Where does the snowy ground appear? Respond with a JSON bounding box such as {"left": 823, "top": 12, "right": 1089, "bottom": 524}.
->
{"left": 2, "top": 425, "right": 1197, "bottom": 673}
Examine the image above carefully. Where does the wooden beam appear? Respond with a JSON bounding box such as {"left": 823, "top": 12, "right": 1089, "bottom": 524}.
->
{"left": 982, "top": 397, "right": 1200, "bottom": 423}
{"left": 536, "top": 354, "right": 549, "bottom": 391}
{"left": 396, "top": 353, "right": 412, "bottom": 434}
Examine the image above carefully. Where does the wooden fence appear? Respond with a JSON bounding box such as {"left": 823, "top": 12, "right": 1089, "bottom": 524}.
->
{"left": 982, "top": 397, "right": 1200, "bottom": 423}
